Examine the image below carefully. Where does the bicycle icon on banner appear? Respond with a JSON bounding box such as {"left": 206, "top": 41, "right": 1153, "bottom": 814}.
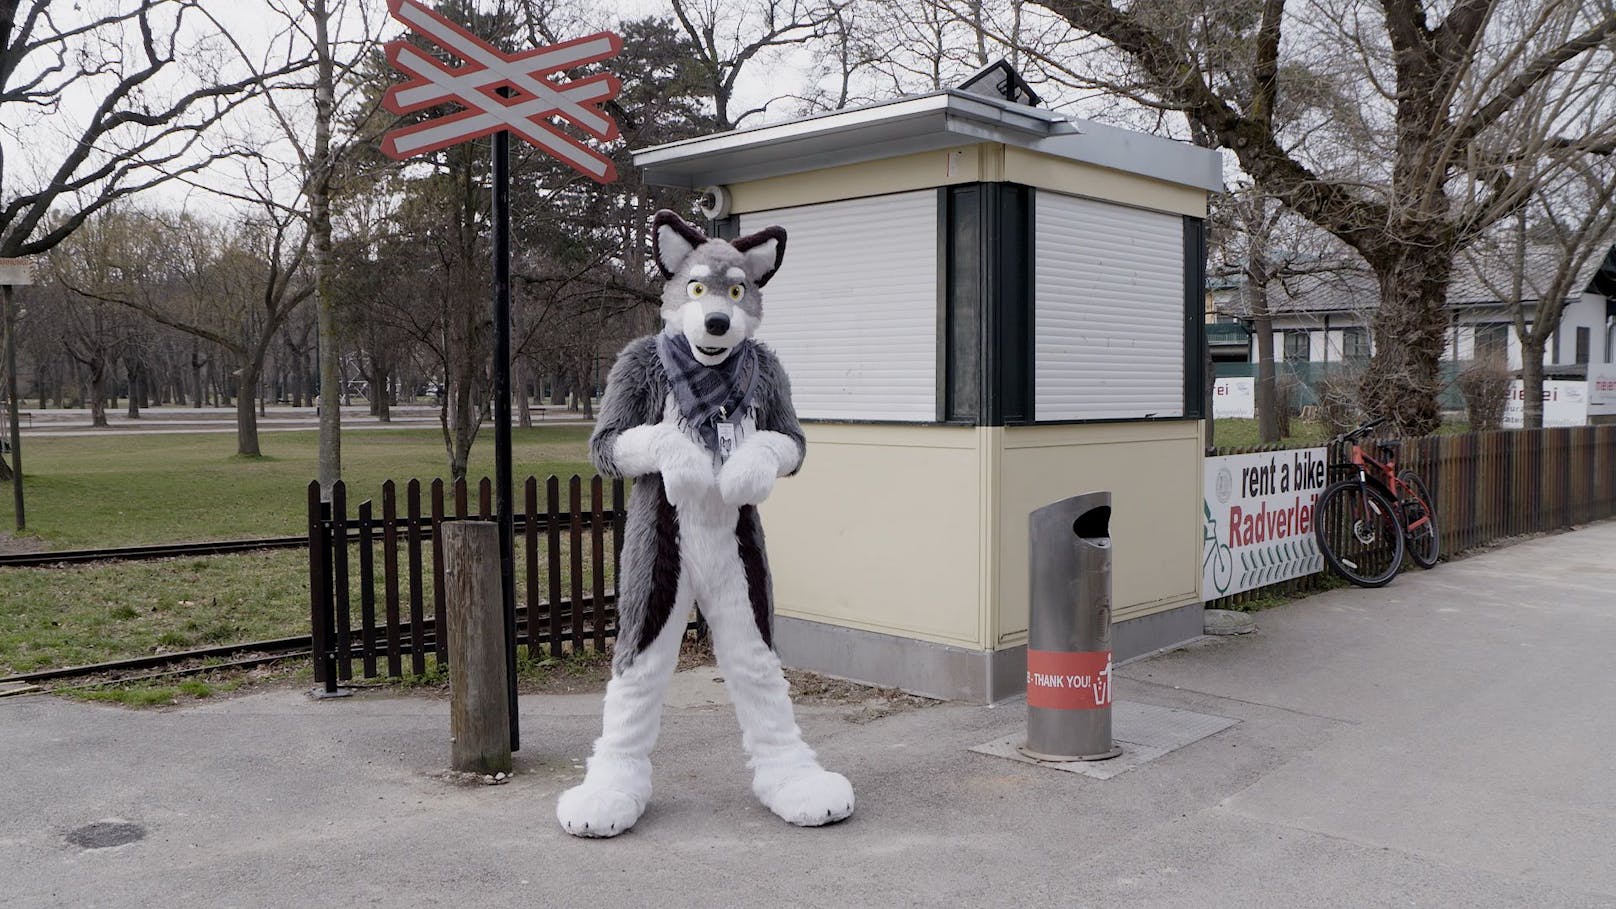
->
{"left": 1202, "top": 500, "right": 1234, "bottom": 595}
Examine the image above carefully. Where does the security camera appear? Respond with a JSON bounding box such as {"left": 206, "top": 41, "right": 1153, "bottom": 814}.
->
{"left": 697, "top": 185, "right": 731, "bottom": 220}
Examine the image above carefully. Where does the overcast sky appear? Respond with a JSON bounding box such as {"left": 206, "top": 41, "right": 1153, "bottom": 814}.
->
{"left": 6, "top": 0, "right": 1186, "bottom": 229}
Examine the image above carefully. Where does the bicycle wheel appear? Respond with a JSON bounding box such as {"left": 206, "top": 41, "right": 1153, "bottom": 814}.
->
{"left": 1397, "top": 469, "right": 1440, "bottom": 568}
{"left": 1314, "top": 480, "right": 1405, "bottom": 588}
{"left": 1212, "top": 543, "right": 1234, "bottom": 594}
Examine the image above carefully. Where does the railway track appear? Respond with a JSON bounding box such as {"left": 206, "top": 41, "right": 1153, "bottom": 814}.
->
{"left": 0, "top": 636, "right": 314, "bottom": 696}
{"left": 0, "top": 538, "right": 319, "bottom": 691}
{"left": 0, "top": 513, "right": 604, "bottom": 568}
{"left": 0, "top": 536, "right": 308, "bottom": 568}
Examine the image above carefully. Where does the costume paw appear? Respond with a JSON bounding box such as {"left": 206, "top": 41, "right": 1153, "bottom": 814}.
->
{"left": 718, "top": 444, "right": 777, "bottom": 506}
{"left": 661, "top": 441, "right": 715, "bottom": 506}
{"left": 610, "top": 425, "right": 665, "bottom": 477}
{"left": 755, "top": 768, "right": 855, "bottom": 827}
{"left": 556, "top": 782, "right": 645, "bottom": 838}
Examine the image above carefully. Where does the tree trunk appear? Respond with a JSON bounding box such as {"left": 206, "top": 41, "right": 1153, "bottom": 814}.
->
{"left": 237, "top": 365, "right": 262, "bottom": 456}
{"left": 192, "top": 347, "right": 205, "bottom": 409}
{"left": 549, "top": 367, "right": 566, "bottom": 405}
{"left": 1247, "top": 275, "right": 1279, "bottom": 443}
{"left": 1520, "top": 341, "right": 1545, "bottom": 430}
{"left": 374, "top": 359, "right": 391, "bottom": 422}
{"left": 125, "top": 361, "right": 141, "bottom": 419}
{"left": 88, "top": 358, "right": 109, "bottom": 427}
{"left": 1359, "top": 246, "right": 1453, "bottom": 436}
{"left": 577, "top": 369, "right": 594, "bottom": 419}
{"left": 446, "top": 376, "right": 480, "bottom": 482}
{"left": 307, "top": 0, "right": 343, "bottom": 498}
{"left": 516, "top": 361, "right": 531, "bottom": 428}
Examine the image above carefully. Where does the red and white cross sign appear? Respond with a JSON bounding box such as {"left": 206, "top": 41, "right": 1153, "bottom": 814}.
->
{"left": 380, "top": 0, "right": 622, "bottom": 182}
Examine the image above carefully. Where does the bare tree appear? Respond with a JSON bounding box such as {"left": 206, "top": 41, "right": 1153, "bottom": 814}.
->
{"left": 0, "top": 1, "right": 294, "bottom": 259}
{"left": 797, "top": 0, "right": 1093, "bottom": 111}
{"left": 0, "top": 0, "right": 292, "bottom": 475}
{"left": 1467, "top": 158, "right": 1616, "bottom": 428}
{"left": 194, "top": 0, "right": 385, "bottom": 496}
{"left": 1030, "top": 0, "right": 1616, "bottom": 434}
{"left": 1214, "top": 185, "right": 1367, "bottom": 442}
{"left": 668, "top": 0, "right": 844, "bottom": 129}
{"left": 60, "top": 203, "right": 312, "bottom": 455}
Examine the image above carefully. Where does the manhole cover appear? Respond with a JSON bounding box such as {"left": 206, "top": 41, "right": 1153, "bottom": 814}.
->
{"left": 66, "top": 821, "right": 145, "bottom": 849}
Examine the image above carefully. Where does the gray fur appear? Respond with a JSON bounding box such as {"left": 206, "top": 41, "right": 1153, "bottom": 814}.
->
{"left": 591, "top": 335, "right": 804, "bottom": 671}
{"left": 659, "top": 242, "right": 765, "bottom": 324}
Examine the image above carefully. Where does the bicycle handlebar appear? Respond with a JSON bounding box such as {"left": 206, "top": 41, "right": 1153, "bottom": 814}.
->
{"left": 1332, "top": 415, "right": 1389, "bottom": 445}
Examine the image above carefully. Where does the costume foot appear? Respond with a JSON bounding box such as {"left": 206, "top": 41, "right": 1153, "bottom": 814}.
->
{"left": 556, "top": 782, "right": 645, "bottom": 838}
{"left": 755, "top": 768, "right": 855, "bottom": 827}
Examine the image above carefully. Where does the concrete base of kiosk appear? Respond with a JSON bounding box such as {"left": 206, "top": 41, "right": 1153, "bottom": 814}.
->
{"left": 775, "top": 602, "right": 1204, "bottom": 704}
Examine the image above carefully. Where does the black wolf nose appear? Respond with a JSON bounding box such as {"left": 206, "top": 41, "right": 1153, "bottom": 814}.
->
{"left": 704, "top": 313, "right": 730, "bottom": 336}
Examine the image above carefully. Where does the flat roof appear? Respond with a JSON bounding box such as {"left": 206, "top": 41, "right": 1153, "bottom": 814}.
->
{"left": 631, "top": 90, "right": 1225, "bottom": 194}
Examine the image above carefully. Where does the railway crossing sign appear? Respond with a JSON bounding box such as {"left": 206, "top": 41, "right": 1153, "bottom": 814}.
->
{"left": 380, "top": 0, "right": 622, "bottom": 180}
{"left": 376, "top": 0, "right": 624, "bottom": 750}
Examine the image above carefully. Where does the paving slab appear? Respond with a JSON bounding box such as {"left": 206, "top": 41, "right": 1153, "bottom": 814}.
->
{"left": 2, "top": 521, "right": 1613, "bottom": 908}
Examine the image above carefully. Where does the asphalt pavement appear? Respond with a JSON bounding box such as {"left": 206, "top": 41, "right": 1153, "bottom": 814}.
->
{"left": 2, "top": 521, "right": 1613, "bottom": 908}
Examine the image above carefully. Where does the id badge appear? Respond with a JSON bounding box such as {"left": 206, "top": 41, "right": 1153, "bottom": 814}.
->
{"left": 716, "top": 421, "right": 737, "bottom": 462}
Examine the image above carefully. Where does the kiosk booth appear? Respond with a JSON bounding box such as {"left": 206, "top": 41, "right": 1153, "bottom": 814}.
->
{"left": 632, "top": 74, "right": 1223, "bottom": 703}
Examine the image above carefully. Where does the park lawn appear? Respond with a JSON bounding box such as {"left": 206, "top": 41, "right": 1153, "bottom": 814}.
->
{"left": 1212, "top": 417, "right": 1474, "bottom": 449}
{"left": 0, "top": 550, "right": 310, "bottom": 676}
{"left": 0, "top": 527, "right": 612, "bottom": 679}
{"left": 1213, "top": 418, "right": 1330, "bottom": 448}
{"left": 0, "top": 425, "right": 594, "bottom": 549}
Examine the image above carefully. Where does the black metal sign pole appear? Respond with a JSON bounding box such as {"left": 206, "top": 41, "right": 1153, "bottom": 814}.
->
{"left": 492, "top": 128, "right": 519, "bottom": 752}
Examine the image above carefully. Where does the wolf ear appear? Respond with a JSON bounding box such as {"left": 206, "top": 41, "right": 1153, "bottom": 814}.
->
{"left": 651, "top": 210, "right": 708, "bottom": 279}
{"left": 732, "top": 226, "right": 786, "bottom": 287}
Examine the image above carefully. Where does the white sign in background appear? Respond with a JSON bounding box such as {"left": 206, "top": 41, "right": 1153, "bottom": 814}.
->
{"left": 1501, "top": 380, "right": 1588, "bottom": 428}
{"left": 1202, "top": 448, "right": 1328, "bottom": 599}
{"left": 1589, "top": 370, "right": 1616, "bottom": 417}
{"left": 1212, "top": 377, "right": 1255, "bottom": 418}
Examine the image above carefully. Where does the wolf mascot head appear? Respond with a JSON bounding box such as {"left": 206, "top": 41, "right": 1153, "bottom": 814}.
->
{"left": 650, "top": 210, "right": 786, "bottom": 367}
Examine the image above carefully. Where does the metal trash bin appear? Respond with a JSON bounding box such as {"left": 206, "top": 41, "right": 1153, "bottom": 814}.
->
{"left": 1021, "top": 491, "right": 1122, "bottom": 762}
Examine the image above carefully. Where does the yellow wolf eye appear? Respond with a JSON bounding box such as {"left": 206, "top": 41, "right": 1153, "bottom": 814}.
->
{"left": 728, "top": 284, "right": 744, "bottom": 300}
{"left": 688, "top": 281, "right": 707, "bottom": 297}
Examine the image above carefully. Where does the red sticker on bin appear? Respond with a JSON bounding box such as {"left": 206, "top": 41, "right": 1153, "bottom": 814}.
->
{"left": 1026, "top": 649, "right": 1113, "bottom": 710}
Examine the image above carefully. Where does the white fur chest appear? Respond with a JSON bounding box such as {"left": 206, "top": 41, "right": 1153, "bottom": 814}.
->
{"left": 661, "top": 392, "right": 757, "bottom": 468}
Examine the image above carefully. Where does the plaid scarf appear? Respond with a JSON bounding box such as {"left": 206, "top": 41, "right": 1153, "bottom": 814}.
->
{"left": 657, "top": 330, "right": 759, "bottom": 453}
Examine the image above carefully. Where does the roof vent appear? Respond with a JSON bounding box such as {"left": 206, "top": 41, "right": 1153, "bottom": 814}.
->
{"left": 958, "top": 59, "right": 1041, "bottom": 107}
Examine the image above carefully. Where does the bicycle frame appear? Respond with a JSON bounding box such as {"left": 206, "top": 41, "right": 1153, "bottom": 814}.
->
{"left": 1347, "top": 439, "right": 1432, "bottom": 536}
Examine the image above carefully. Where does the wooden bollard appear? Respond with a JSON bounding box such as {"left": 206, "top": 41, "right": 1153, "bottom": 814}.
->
{"left": 442, "top": 521, "right": 513, "bottom": 775}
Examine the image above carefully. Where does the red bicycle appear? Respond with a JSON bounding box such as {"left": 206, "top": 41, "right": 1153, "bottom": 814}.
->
{"left": 1313, "top": 416, "right": 1440, "bottom": 587}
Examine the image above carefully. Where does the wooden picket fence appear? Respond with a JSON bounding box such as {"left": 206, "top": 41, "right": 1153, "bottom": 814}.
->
{"left": 1207, "top": 425, "right": 1616, "bottom": 608}
{"left": 306, "top": 475, "right": 626, "bottom": 683}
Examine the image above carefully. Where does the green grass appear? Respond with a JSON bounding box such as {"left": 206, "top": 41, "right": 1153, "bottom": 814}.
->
{"left": 1212, "top": 417, "right": 1475, "bottom": 449}
{"left": 0, "top": 550, "right": 312, "bottom": 675}
{"left": 74, "top": 677, "right": 238, "bottom": 707}
{"left": 61, "top": 664, "right": 311, "bottom": 708}
{"left": 1212, "top": 419, "right": 1331, "bottom": 449}
{"left": 0, "top": 426, "right": 593, "bottom": 549}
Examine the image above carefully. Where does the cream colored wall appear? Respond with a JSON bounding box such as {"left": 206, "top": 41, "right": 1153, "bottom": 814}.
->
{"left": 762, "top": 420, "right": 1206, "bottom": 652}
{"left": 993, "top": 421, "right": 1204, "bottom": 648}
{"left": 762, "top": 423, "right": 988, "bottom": 648}
{"left": 1003, "top": 148, "right": 1208, "bottom": 218}
{"left": 728, "top": 146, "right": 986, "bottom": 214}
{"left": 728, "top": 143, "right": 1207, "bottom": 218}
{"left": 736, "top": 139, "right": 1210, "bottom": 652}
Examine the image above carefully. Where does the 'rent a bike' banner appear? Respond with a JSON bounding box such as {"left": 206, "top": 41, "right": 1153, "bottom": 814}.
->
{"left": 1202, "top": 448, "right": 1328, "bottom": 598}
